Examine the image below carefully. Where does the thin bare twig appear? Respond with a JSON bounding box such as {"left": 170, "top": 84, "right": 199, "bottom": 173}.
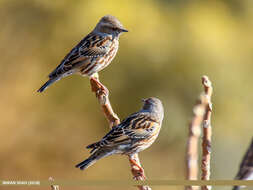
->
{"left": 90, "top": 77, "right": 120, "bottom": 128}
{"left": 201, "top": 76, "right": 213, "bottom": 190}
{"left": 128, "top": 154, "right": 151, "bottom": 190}
{"left": 90, "top": 75, "right": 151, "bottom": 190}
{"left": 185, "top": 75, "right": 213, "bottom": 190}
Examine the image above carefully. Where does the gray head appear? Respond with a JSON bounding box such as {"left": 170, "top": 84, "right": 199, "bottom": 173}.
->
{"left": 142, "top": 97, "right": 164, "bottom": 123}
{"left": 94, "top": 15, "right": 128, "bottom": 36}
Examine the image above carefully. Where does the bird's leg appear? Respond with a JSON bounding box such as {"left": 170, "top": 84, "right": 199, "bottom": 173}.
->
{"left": 129, "top": 155, "right": 146, "bottom": 180}
{"left": 90, "top": 73, "right": 109, "bottom": 97}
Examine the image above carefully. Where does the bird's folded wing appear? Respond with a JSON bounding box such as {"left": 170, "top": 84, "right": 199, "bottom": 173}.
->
{"left": 99, "top": 113, "right": 159, "bottom": 147}
{"left": 49, "top": 34, "right": 112, "bottom": 78}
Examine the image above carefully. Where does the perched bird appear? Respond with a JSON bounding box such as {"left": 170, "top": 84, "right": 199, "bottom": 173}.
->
{"left": 233, "top": 138, "right": 253, "bottom": 190}
{"left": 76, "top": 97, "right": 164, "bottom": 172}
{"left": 37, "top": 15, "right": 128, "bottom": 93}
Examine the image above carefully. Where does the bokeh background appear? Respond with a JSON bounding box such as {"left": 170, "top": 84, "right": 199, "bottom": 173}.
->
{"left": 0, "top": 0, "right": 253, "bottom": 190}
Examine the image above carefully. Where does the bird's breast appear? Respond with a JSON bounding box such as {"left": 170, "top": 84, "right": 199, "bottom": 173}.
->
{"left": 102, "top": 39, "right": 119, "bottom": 67}
{"left": 79, "top": 39, "right": 119, "bottom": 76}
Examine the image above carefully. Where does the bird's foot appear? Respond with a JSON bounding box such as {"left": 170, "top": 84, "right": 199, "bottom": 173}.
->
{"left": 129, "top": 158, "right": 146, "bottom": 180}
{"left": 132, "top": 170, "right": 146, "bottom": 180}
{"left": 90, "top": 77, "right": 109, "bottom": 97}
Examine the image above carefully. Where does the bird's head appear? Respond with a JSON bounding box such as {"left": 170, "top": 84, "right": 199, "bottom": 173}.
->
{"left": 142, "top": 97, "right": 164, "bottom": 123}
{"left": 94, "top": 15, "right": 128, "bottom": 37}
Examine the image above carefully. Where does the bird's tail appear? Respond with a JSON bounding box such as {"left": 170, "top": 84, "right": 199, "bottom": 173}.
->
{"left": 37, "top": 77, "right": 59, "bottom": 93}
{"left": 75, "top": 149, "right": 112, "bottom": 170}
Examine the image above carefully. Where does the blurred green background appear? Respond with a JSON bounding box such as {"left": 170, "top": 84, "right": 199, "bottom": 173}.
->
{"left": 0, "top": 0, "right": 253, "bottom": 190}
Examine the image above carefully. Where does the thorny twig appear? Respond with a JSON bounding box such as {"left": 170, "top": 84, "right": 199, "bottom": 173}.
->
{"left": 90, "top": 75, "right": 151, "bottom": 190}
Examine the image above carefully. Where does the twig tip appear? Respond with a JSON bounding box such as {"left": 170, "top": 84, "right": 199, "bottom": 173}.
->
{"left": 201, "top": 75, "right": 212, "bottom": 87}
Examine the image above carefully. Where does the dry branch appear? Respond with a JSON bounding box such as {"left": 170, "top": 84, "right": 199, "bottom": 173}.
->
{"left": 129, "top": 154, "right": 151, "bottom": 190}
{"left": 90, "top": 76, "right": 151, "bottom": 190}
{"left": 49, "top": 177, "right": 59, "bottom": 190}
{"left": 185, "top": 75, "right": 213, "bottom": 190}
{"left": 185, "top": 94, "right": 206, "bottom": 190}
{"left": 201, "top": 76, "right": 213, "bottom": 190}
{"left": 90, "top": 77, "right": 120, "bottom": 128}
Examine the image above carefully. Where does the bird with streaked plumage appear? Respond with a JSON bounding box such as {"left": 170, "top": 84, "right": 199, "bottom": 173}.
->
{"left": 37, "top": 15, "right": 128, "bottom": 93}
{"left": 76, "top": 97, "right": 164, "bottom": 176}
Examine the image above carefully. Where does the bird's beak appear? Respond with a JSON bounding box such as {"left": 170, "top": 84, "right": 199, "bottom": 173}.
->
{"left": 142, "top": 98, "right": 147, "bottom": 103}
{"left": 120, "top": 28, "right": 128, "bottom": 32}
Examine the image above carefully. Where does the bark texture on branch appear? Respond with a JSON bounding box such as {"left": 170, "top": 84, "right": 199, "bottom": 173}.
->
{"left": 90, "top": 76, "right": 151, "bottom": 190}
{"left": 185, "top": 94, "right": 206, "bottom": 190}
{"left": 90, "top": 77, "right": 120, "bottom": 128}
{"left": 201, "top": 76, "right": 213, "bottom": 190}
{"left": 185, "top": 75, "right": 213, "bottom": 190}
{"left": 129, "top": 154, "right": 151, "bottom": 190}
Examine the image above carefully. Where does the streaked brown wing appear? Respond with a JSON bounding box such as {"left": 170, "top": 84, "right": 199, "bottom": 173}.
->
{"left": 124, "top": 121, "right": 159, "bottom": 139}
{"left": 98, "top": 113, "right": 159, "bottom": 147}
{"left": 99, "top": 126, "right": 130, "bottom": 146}
{"left": 76, "top": 34, "right": 112, "bottom": 59}
{"left": 49, "top": 33, "right": 111, "bottom": 78}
